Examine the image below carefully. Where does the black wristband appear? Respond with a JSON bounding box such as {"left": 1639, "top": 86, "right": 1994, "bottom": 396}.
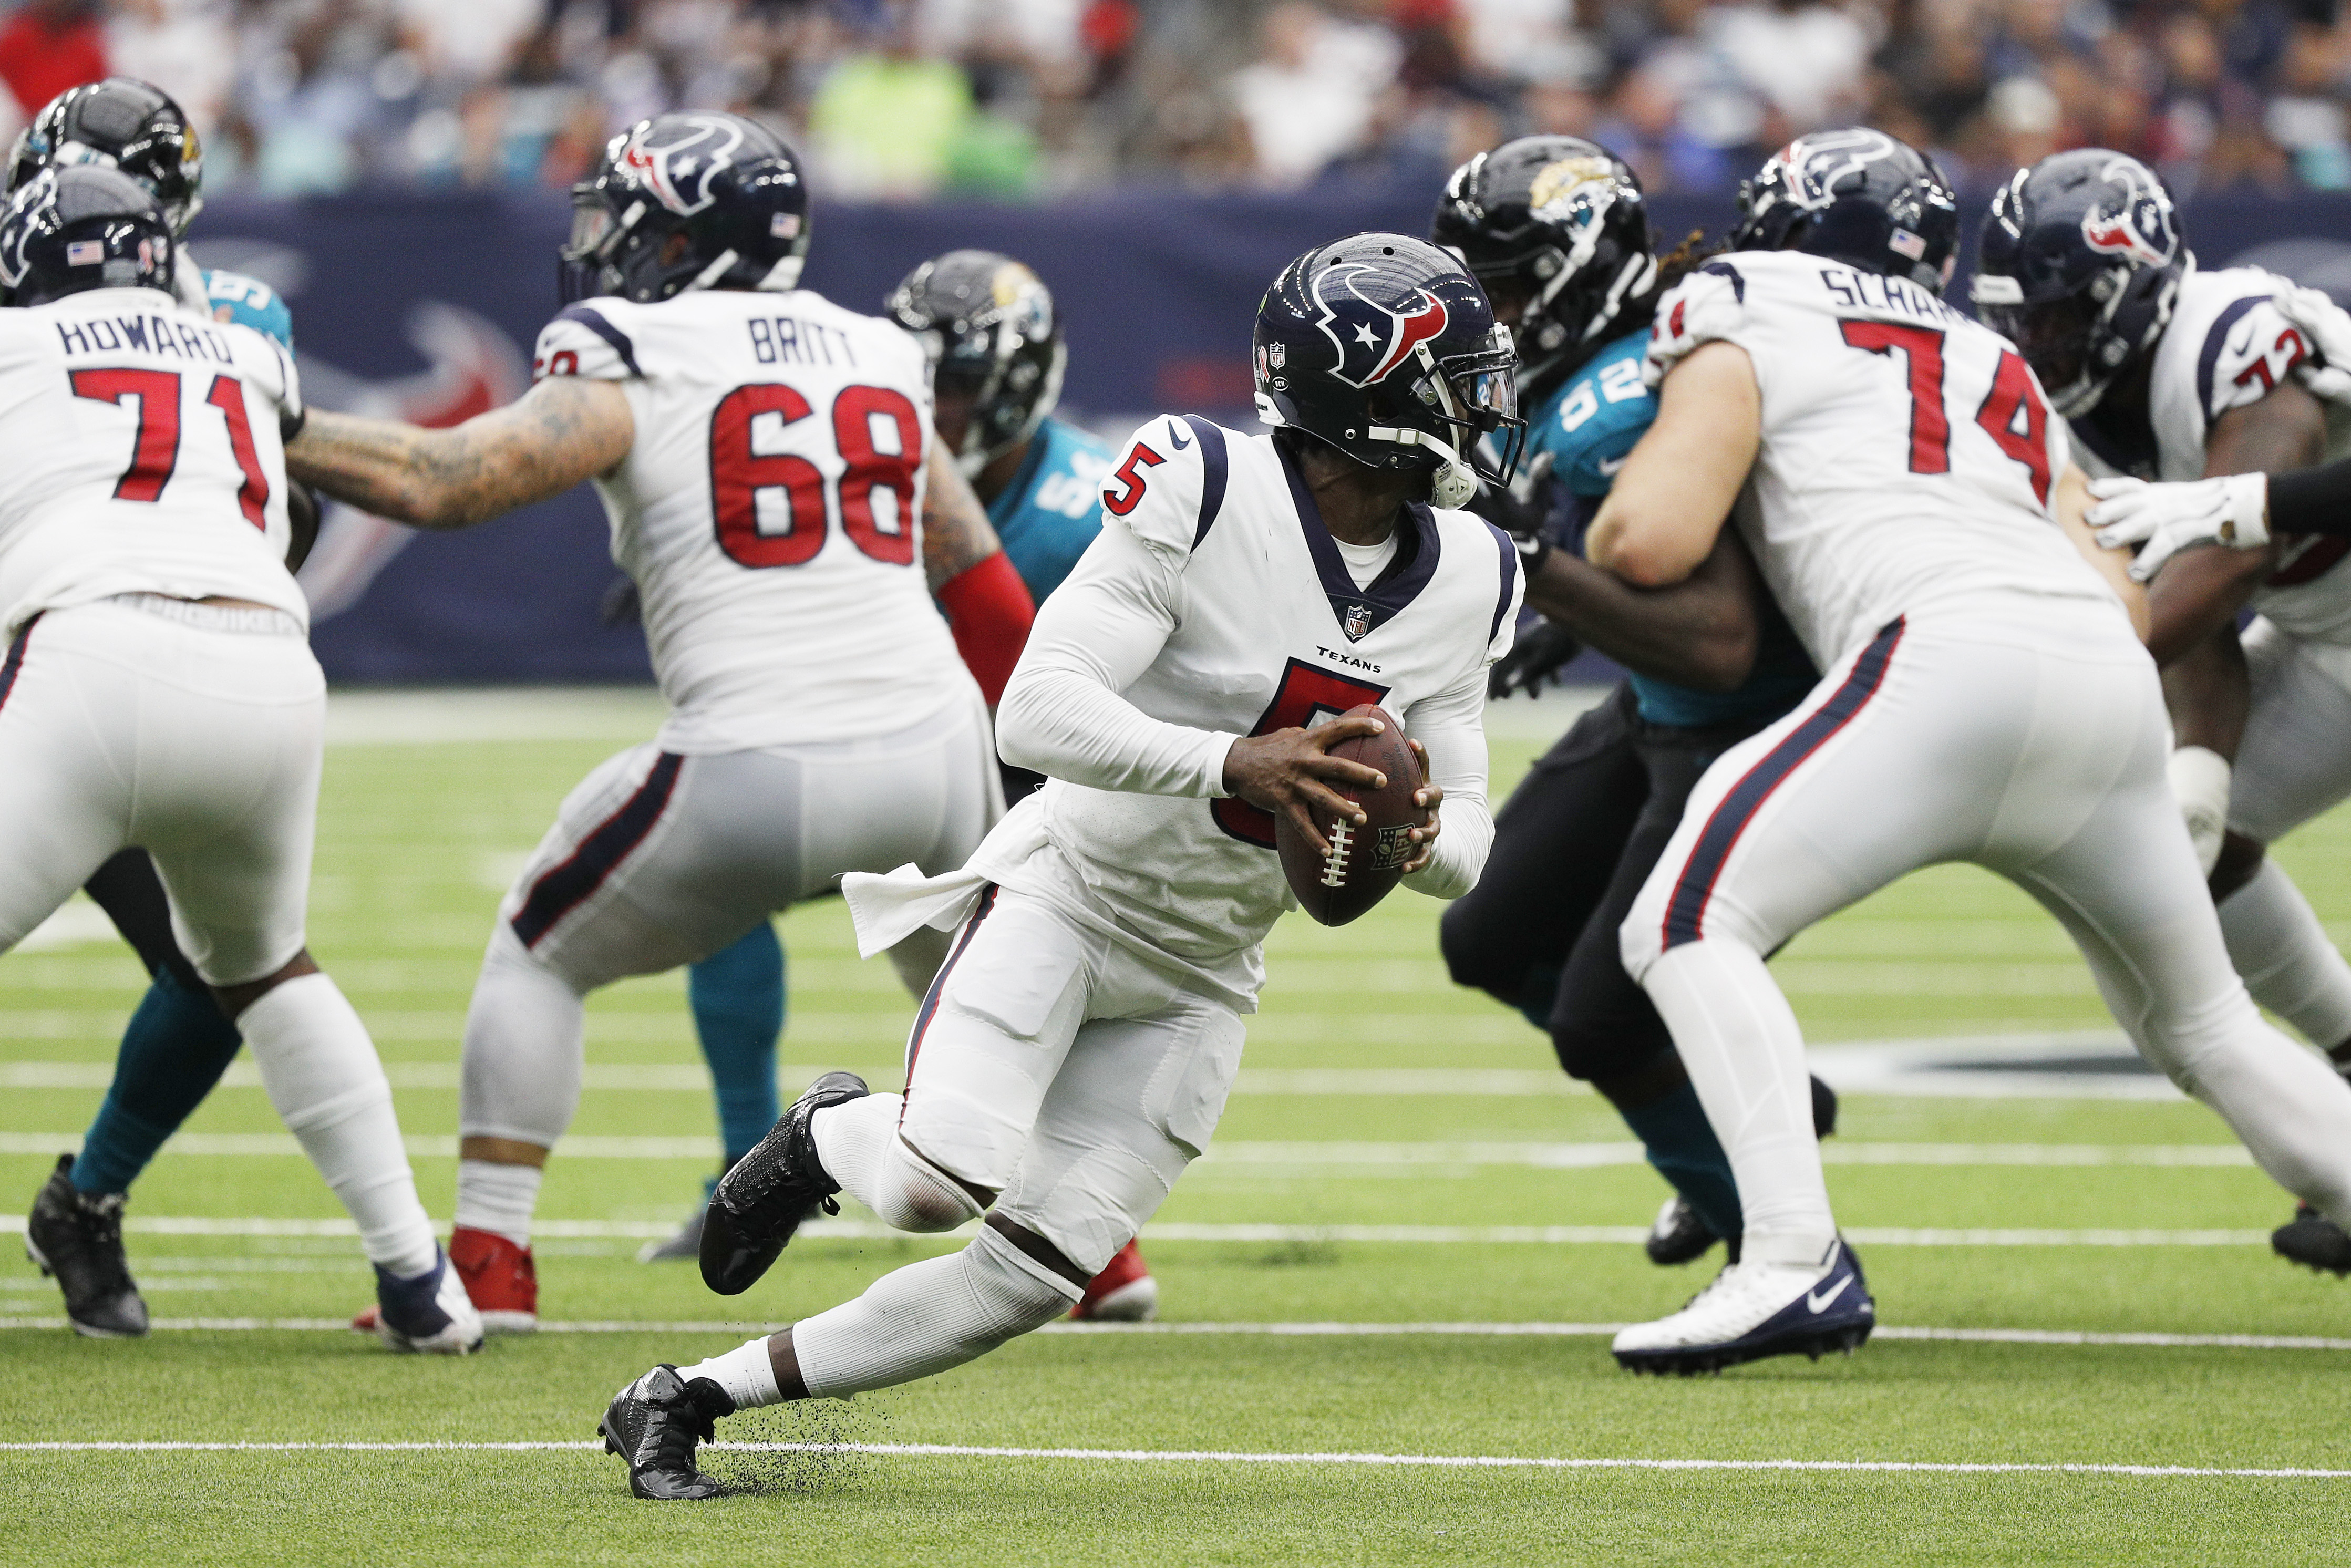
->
{"left": 279, "top": 405, "right": 308, "bottom": 445}
{"left": 1514, "top": 532, "right": 1552, "bottom": 575}
{"left": 2265, "top": 458, "right": 2351, "bottom": 539}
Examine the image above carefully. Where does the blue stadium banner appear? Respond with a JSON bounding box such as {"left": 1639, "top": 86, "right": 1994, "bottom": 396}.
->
{"left": 192, "top": 185, "right": 2351, "bottom": 684}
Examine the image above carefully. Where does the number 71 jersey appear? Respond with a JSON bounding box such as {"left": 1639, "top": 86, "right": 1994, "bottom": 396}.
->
{"left": 1646, "top": 251, "right": 2110, "bottom": 670}
{"left": 533, "top": 288, "right": 972, "bottom": 753}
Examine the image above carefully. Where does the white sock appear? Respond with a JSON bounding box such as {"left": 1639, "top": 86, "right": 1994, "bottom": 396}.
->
{"left": 793, "top": 1226, "right": 1079, "bottom": 1399}
{"left": 2219, "top": 859, "right": 2351, "bottom": 1050}
{"left": 1641, "top": 939, "right": 1836, "bottom": 1268}
{"left": 455, "top": 1159, "right": 542, "bottom": 1250}
{"left": 678, "top": 1337, "right": 782, "bottom": 1410}
{"left": 239, "top": 973, "right": 438, "bottom": 1277}
{"left": 811, "top": 1095, "right": 897, "bottom": 1208}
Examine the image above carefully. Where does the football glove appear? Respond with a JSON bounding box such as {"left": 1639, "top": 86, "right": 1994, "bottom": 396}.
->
{"left": 2087, "top": 472, "right": 2269, "bottom": 581}
{"left": 1488, "top": 616, "right": 1581, "bottom": 700}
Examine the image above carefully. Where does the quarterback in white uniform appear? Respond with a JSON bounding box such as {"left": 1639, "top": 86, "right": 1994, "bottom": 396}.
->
{"left": 1585, "top": 133, "right": 2351, "bottom": 1374}
{"left": 594, "top": 233, "right": 1521, "bottom": 1501}
{"left": 282, "top": 114, "right": 1030, "bottom": 1334}
{"left": 0, "top": 168, "right": 482, "bottom": 1352}
{"left": 1973, "top": 151, "right": 2351, "bottom": 1274}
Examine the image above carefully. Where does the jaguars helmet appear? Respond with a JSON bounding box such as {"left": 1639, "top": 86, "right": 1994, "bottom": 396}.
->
{"left": 6, "top": 78, "right": 203, "bottom": 237}
{"left": 1255, "top": 233, "right": 1523, "bottom": 509}
{"left": 0, "top": 166, "right": 175, "bottom": 307}
{"left": 1429, "top": 136, "right": 1656, "bottom": 398}
{"left": 1971, "top": 150, "right": 2189, "bottom": 418}
{"left": 1729, "top": 129, "right": 1958, "bottom": 295}
{"left": 886, "top": 250, "right": 1066, "bottom": 477}
{"left": 560, "top": 112, "right": 811, "bottom": 305}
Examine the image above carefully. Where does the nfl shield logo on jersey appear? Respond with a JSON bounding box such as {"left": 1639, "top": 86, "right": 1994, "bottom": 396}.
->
{"left": 1343, "top": 603, "right": 1372, "bottom": 641}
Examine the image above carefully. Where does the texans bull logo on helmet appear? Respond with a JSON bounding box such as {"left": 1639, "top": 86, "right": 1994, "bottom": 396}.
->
{"left": 616, "top": 114, "right": 747, "bottom": 219}
{"left": 2078, "top": 156, "right": 2178, "bottom": 269}
{"left": 1762, "top": 128, "right": 1903, "bottom": 212}
{"left": 1311, "top": 263, "right": 1451, "bottom": 389}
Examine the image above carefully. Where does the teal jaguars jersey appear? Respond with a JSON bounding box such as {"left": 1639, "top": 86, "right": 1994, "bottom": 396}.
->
{"left": 201, "top": 270, "right": 294, "bottom": 355}
{"left": 1527, "top": 328, "right": 1817, "bottom": 729}
{"left": 989, "top": 417, "right": 1107, "bottom": 603}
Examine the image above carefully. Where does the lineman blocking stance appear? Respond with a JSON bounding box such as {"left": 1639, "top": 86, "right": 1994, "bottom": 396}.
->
{"left": 0, "top": 168, "right": 479, "bottom": 1353}
{"left": 1971, "top": 151, "right": 2351, "bottom": 1274}
{"left": 1590, "top": 133, "right": 2351, "bottom": 1374}
{"left": 597, "top": 233, "right": 1520, "bottom": 1500}
{"left": 287, "top": 112, "right": 1029, "bottom": 1334}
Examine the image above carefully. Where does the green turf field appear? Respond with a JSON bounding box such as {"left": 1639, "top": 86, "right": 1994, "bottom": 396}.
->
{"left": 4, "top": 688, "right": 2348, "bottom": 1565}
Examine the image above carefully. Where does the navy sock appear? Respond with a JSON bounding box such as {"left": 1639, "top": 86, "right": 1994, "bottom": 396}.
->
{"left": 71, "top": 968, "right": 243, "bottom": 1195}
{"left": 689, "top": 923, "right": 785, "bottom": 1168}
{"left": 1616, "top": 1079, "right": 1743, "bottom": 1243}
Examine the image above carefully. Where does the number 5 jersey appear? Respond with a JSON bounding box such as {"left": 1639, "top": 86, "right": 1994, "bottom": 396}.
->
{"left": 0, "top": 286, "right": 302, "bottom": 633}
{"left": 532, "top": 289, "right": 975, "bottom": 754}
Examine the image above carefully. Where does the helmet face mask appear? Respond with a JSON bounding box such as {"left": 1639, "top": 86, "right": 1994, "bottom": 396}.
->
{"left": 5, "top": 79, "right": 203, "bottom": 239}
{"left": 1430, "top": 137, "right": 1656, "bottom": 397}
{"left": 887, "top": 250, "right": 1066, "bottom": 476}
{"left": 1256, "top": 233, "right": 1525, "bottom": 509}
{"left": 1970, "top": 151, "right": 2187, "bottom": 419}
{"left": 556, "top": 114, "right": 810, "bottom": 307}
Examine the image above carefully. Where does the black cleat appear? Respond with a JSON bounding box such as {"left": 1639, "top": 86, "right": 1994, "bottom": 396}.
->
{"left": 25, "top": 1153, "right": 148, "bottom": 1338}
{"left": 700, "top": 1071, "right": 869, "bottom": 1295}
{"left": 2273, "top": 1204, "right": 2351, "bottom": 1276}
{"left": 600, "top": 1365, "right": 735, "bottom": 1500}
{"left": 1644, "top": 1196, "right": 1721, "bottom": 1267}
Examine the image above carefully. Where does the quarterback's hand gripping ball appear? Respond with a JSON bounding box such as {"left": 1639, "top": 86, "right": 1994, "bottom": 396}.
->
{"left": 1275, "top": 704, "right": 1430, "bottom": 926}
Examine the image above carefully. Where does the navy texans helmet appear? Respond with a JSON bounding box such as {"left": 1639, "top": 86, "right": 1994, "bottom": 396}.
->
{"left": 0, "top": 166, "right": 174, "bottom": 307}
{"left": 6, "top": 78, "right": 203, "bottom": 238}
{"left": 886, "top": 250, "right": 1065, "bottom": 477}
{"left": 1729, "top": 128, "right": 1958, "bottom": 294}
{"left": 560, "top": 112, "right": 811, "bottom": 305}
{"left": 1255, "top": 232, "right": 1524, "bottom": 509}
{"left": 1429, "top": 136, "right": 1657, "bottom": 397}
{"left": 1971, "top": 150, "right": 2188, "bottom": 418}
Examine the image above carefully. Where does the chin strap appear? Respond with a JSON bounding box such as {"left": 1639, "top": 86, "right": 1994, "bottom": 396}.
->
{"left": 1364, "top": 423, "right": 1477, "bottom": 507}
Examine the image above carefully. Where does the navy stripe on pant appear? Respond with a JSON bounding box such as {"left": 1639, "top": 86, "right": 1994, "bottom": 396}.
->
{"left": 902, "top": 884, "right": 999, "bottom": 1090}
{"left": 1661, "top": 617, "right": 1906, "bottom": 951}
{"left": 510, "top": 751, "right": 685, "bottom": 948}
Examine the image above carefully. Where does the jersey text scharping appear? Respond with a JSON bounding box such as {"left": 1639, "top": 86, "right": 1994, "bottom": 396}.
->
{"left": 1817, "top": 267, "right": 1960, "bottom": 326}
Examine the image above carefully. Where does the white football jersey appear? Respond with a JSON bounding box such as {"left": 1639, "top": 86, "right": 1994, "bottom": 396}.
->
{"left": 0, "top": 286, "right": 302, "bottom": 634}
{"left": 1646, "top": 251, "right": 2113, "bottom": 668}
{"left": 2060, "top": 265, "right": 2351, "bottom": 647}
{"left": 1023, "top": 415, "right": 1518, "bottom": 972}
{"left": 533, "top": 288, "right": 974, "bottom": 753}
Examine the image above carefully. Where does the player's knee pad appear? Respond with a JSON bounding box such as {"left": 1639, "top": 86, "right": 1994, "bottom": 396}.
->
{"left": 1436, "top": 897, "right": 1516, "bottom": 996}
{"left": 458, "top": 924, "right": 587, "bottom": 1146}
{"left": 871, "top": 1134, "right": 988, "bottom": 1233}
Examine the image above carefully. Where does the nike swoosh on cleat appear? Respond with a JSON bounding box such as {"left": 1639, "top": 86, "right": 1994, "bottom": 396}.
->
{"left": 1169, "top": 421, "right": 1192, "bottom": 449}
{"left": 1807, "top": 1276, "right": 1853, "bottom": 1313}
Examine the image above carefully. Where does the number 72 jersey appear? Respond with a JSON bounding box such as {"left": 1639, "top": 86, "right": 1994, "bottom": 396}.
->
{"left": 532, "top": 288, "right": 973, "bottom": 754}
{"left": 1646, "top": 251, "right": 2111, "bottom": 670}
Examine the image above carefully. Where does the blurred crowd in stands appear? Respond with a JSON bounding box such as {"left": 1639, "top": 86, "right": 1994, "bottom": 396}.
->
{"left": 1, "top": 0, "right": 2344, "bottom": 201}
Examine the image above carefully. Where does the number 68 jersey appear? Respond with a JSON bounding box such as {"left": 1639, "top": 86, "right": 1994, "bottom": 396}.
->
{"left": 0, "top": 286, "right": 302, "bottom": 633}
{"left": 533, "top": 288, "right": 975, "bottom": 754}
{"left": 1645, "top": 251, "right": 2115, "bottom": 670}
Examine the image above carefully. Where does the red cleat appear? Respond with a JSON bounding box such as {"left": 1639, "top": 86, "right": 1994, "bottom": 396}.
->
{"left": 349, "top": 1226, "right": 538, "bottom": 1336}
{"left": 1070, "top": 1240, "right": 1158, "bottom": 1322}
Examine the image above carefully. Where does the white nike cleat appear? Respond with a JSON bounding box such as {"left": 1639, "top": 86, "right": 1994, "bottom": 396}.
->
{"left": 1611, "top": 1237, "right": 1873, "bottom": 1376}
{"left": 373, "top": 1247, "right": 486, "bottom": 1355}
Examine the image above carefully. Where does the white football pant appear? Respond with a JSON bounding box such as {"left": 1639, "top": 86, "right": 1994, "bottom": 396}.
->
{"left": 1621, "top": 601, "right": 2351, "bottom": 1266}
{"left": 0, "top": 597, "right": 437, "bottom": 1274}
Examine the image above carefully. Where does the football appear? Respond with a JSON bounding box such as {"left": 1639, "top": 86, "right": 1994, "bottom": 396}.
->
{"left": 1275, "top": 703, "right": 1428, "bottom": 926}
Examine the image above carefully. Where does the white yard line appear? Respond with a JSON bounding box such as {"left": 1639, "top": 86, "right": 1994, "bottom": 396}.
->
{"left": 0, "top": 1436, "right": 2340, "bottom": 1480}
{"left": 5, "top": 1317, "right": 2344, "bottom": 1352}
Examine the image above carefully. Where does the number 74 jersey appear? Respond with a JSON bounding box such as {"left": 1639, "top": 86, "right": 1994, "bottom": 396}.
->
{"left": 1646, "top": 251, "right": 2113, "bottom": 670}
{"left": 533, "top": 288, "right": 974, "bottom": 754}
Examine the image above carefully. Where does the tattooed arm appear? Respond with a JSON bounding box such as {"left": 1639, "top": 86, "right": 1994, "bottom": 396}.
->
{"left": 921, "top": 448, "right": 1006, "bottom": 592}
{"left": 284, "top": 378, "right": 635, "bottom": 531}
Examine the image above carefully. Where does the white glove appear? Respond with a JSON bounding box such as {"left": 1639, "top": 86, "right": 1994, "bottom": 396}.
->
{"left": 2087, "top": 472, "right": 2269, "bottom": 581}
{"left": 2276, "top": 283, "right": 2351, "bottom": 403}
{"left": 2167, "top": 745, "right": 2232, "bottom": 877}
